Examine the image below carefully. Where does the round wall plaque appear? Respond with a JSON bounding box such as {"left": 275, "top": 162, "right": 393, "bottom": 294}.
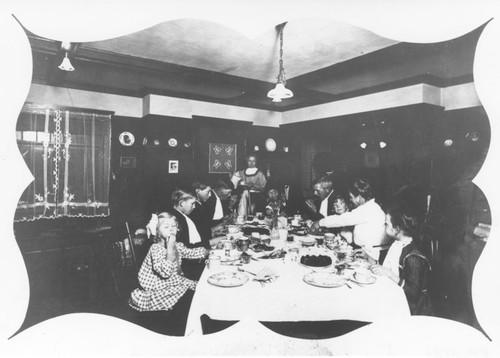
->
{"left": 119, "top": 131, "right": 135, "bottom": 146}
{"left": 265, "top": 138, "right": 276, "bottom": 152}
{"left": 168, "top": 138, "right": 178, "bottom": 147}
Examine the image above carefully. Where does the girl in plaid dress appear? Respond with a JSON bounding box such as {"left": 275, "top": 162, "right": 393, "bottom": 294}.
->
{"left": 129, "top": 212, "right": 209, "bottom": 312}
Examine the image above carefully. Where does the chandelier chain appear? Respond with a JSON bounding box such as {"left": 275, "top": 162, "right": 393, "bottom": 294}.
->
{"left": 278, "top": 23, "right": 286, "bottom": 83}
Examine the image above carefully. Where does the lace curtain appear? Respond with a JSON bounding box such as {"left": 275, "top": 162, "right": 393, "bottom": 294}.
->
{"left": 15, "top": 104, "right": 111, "bottom": 221}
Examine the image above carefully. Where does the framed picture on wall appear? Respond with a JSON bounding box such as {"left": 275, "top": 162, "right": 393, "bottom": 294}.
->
{"left": 169, "top": 160, "right": 179, "bottom": 173}
{"left": 120, "top": 156, "right": 136, "bottom": 168}
{"left": 209, "top": 143, "right": 237, "bottom": 173}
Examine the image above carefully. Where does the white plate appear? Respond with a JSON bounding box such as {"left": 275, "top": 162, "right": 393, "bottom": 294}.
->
{"left": 208, "top": 271, "right": 249, "bottom": 287}
{"left": 168, "top": 138, "right": 178, "bottom": 147}
{"left": 348, "top": 260, "right": 371, "bottom": 269}
{"left": 303, "top": 272, "right": 346, "bottom": 288}
{"left": 119, "top": 131, "right": 135, "bottom": 146}
{"left": 351, "top": 272, "right": 377, "bottom": 284}
{"left": 300, "top": 237, "right": 316, "bottom": 247}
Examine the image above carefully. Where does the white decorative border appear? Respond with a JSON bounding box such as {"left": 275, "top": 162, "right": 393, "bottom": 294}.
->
{"left": 2, "top": 1, "right": 499, "bottom": 356}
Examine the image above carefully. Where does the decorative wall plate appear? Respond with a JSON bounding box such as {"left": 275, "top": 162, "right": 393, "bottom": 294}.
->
{"left": 119, "top": 131, "right": 135, "bottom": 146}
{"left": 168, "top": 138, "right": 178, "bottom": 147}
{"left": 265, "top": 138, "right": 276, "bottom": 152}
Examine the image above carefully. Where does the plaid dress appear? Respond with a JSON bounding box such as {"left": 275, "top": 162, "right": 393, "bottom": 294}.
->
{"left": 129, "top": 242, "right": 206, "bottom": 312}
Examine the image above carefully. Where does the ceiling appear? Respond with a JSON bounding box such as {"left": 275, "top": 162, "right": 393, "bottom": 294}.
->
{"left": 25, "top": 18, "right": 484, "bottom": 112}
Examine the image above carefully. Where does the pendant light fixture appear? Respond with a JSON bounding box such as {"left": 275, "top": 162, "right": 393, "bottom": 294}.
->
{"left": 58, "top": 41, "right": 75, "bottom": 71}
{"left": 267, "top": 23, "right": 293, "bottom": 102}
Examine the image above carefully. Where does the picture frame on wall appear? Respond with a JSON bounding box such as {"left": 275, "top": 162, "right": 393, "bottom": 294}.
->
{"left": 119, "top": 156, "right": 136, "bottom": 168}
{"left": 209, "top": 143, "right": 237, "bottom": 173}
{"left": 169, "top": 160, "right": 179, "bottom": 173}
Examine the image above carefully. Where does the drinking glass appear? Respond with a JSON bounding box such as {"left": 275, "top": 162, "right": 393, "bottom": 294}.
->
{"left": 288, "top": 247, "right": 299, "bottom": 262}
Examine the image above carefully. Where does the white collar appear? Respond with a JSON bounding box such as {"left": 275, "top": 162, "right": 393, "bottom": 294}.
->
{"left": 176, "top": 209, "right": 201, "bottom": 244}
{"left": 245, "top": 167, "right": 258, "bottom": 175}
{"left": 322, "top": 190, "right": 333, "bottom": 202}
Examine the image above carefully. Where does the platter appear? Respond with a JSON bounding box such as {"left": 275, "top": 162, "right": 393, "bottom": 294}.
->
{"left": 208, "top": 271, "right": 249, "bottom": 287}
{"left": 303, "top": 272, "right": 346, "bottom": 288}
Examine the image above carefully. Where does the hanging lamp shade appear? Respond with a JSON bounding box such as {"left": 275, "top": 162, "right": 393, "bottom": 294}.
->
{"left": 267, "top": 82, "right": 293, "bottom": 102}
{"left": 268, "top": 23, "right": 293, "bottom": 102}
{"left": 58, "top": 53, "right": 75, "bottom": 71}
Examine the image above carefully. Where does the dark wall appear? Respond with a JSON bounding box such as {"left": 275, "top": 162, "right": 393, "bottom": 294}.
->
{"left": 110, "top": 116, "right": 146, "bottom": 230}
{"left": 281, "top": 104, "right": 489, "bottom": 202}
{"left": 108, "top": 104, "right": 489, "bottom": 236}
{"left": 109, "top": 115, "right": 298, "bottom": 226}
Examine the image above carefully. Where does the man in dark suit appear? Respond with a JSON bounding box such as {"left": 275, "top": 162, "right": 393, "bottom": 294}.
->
{"left": 190, "top": 178, "right": 235, "bottom": 247}
{"left": 170, "top": 189, "right": 208, "bottom": 280}
{"left": 190, "top": 180, "right": 215, "bottom": 245}
{"left": 304, "top": 175, "right": 336, "bottom": 221}
{"left": 212, "top": 178, "right": 237, "bottom": 220}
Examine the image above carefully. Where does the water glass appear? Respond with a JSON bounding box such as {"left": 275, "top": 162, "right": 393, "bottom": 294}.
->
{"left": 206, "top": 255, "right": 221, "bottom": 271}
{"left": 279, "top": 228, "right": 288, "bottom": 241}
{"left": 288, "top": 247, "right": 299, "bottom": 262}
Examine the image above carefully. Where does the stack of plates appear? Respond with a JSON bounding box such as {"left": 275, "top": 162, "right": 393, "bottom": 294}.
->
{"left": 300, "top": 236, "right": 316, "bottom": 247}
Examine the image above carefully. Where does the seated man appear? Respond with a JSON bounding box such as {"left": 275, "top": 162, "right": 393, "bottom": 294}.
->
{"left": 190, "top": 179, "right": 232, "bottom": 248}
{"left": 304, "top": 175, "right": 336, "bottom": 221}
{"left": 211, "top": 178, "right": 237, "bottom": 224}
{"left": 171, "top": 189, "right": 209, "bottom": 280}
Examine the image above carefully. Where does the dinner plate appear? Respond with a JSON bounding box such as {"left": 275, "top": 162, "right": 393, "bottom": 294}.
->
{"left": 220, "top": 253, "right": 241, "bottom": 263}
{"left": 347, "top": 260, "right": 371, "bottom": 269}
{"left": 350, "top": 272, "right": 377, "bottom": 284}
{"left": 299, "top": 237, "right": 316, "bottom": 247}
{"left": 207, "top": 271, "right": 249, "bottom": 287}
{"left": 303, "top": 272, "right": 346, "bottom": 288}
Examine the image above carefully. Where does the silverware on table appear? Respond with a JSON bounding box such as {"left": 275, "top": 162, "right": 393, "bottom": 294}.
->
{"left": 237, "top": 267, "right": 256, "bottom": 275}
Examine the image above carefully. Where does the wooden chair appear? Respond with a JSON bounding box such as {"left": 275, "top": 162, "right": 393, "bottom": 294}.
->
{"left": 110, "top": 222, "right": 150, "bottom": 298}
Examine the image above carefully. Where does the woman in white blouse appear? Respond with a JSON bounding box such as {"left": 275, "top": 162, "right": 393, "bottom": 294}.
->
{"left": 311, "top": 178, "right": 388, "bottom": 261}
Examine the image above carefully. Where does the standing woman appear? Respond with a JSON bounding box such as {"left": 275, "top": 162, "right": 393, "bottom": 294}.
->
{"left": 359, "top": 206, "right": 433, "bottom": 315}
{"left": 129, "top": 212, "right": 209, "bottom": 335}
{"left": 234, "top": 153, "right": 267, "bottom": 215}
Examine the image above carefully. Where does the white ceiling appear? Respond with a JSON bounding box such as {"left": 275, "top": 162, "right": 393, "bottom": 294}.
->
{"left": 81, "top": 18, "right": 399, "bottom": 82}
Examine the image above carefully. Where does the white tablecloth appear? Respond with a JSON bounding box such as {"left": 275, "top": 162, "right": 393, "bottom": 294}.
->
{"left": 185, "top": 240, "right": 410, "bottom": 336}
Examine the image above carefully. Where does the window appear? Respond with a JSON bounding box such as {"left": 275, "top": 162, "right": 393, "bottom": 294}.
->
{"left": 15, "top": 104, "right": 112, "bottom": 221}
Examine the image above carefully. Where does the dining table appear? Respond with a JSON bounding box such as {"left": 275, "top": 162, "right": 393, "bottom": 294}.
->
{"left": 184, "top": 220, "right": 411, "bottom": 336}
